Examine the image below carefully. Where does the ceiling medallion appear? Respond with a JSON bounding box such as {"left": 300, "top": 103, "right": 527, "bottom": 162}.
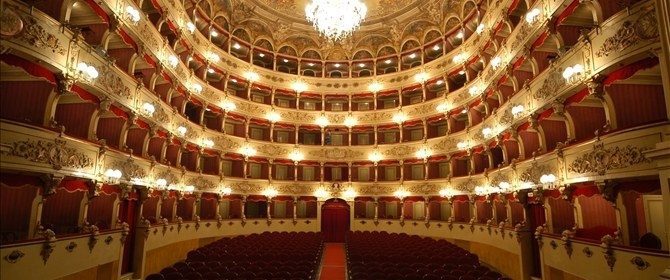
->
{"left": 305, "top": 0, "right": 367, "bottom": 41}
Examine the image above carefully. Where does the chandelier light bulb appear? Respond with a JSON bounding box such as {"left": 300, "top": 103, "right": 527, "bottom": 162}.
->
{"left": 156, "top": 178, "right": 167, "bottom": 189}
{"left": 439, "top": 189, "right": 454, "bottom": 198}
{"left": 292, "top": 80, "right": 308, "bottom": 93}
{"left": 476, "top": 23, "right": 485, "bottom": 34}
{"left": 457, "top": 140, "right": 469, "bottom": 150}
{"left": 384, "top": 59, "right": 392, "bottom": 64}
{"left": 288, "top": 147, "right": 305, "bottom": 163}
{"left": 191, "top": 83, "right": 203, "bottom": 94}
{"left": 315, "top": 114, "right": 330, "bottom": 127}
{"left": 167, "top": 55, "right": 179, "bottom": 68}
{"left": 344, "top": 115, "right": 358, "bottom": 128}
{"left": 511, "top": 105, "right": 525, "bottom": 117}
{"left": 141, "top": 102, "right": 155, "bottom": 116}
{"left": 436, "top": 101, "right": 451, "bottom": 113}
{"left": 490, "top": 56, "right": 502, "bottom": 69}
{"left": 315, "top": 188, "right": 329, "bottom": 199}
{"left": 368, "top": 81, "right": 383, "bottom": 92}
{"left": 244, "top": 71, "right": 260, "bottom": 82}
{"left": 262, "top": 188, "right": 278, "bottom": 199}
{"left": 415, "top": 145, "right": 432, "bottom": 160}
{"left": 267, "top": 109, "right": 281, "bottom": 123}
{"left": 177, "top": 126, "right": 187, "bottom": 136}
{"left": 525, "top": 8, "right": 541, "bottom": 23}
{"left": 305, "top": 0, "right": 367, "bottom": 41}
{"left": 202, "top": 138, "right": 214, "bottom": 148}
{"left": 414, "top": 72, "right": 429, "bottom": 83}
{"left": 125, "top": 6, "right": 141, "bottom": 23}
{"left": 240, "top": 144, "right": 257, "bottom": 158}
{"left": 392, "top": 110, "right": 407, "bottom": 124}
{"left": 186, "top": 22, "right": 196, "bottom": 33}
{"left": 482, "top": 127, "right": 493, "bottom": 137}
{"left": 222, "top": 99, "right": 236, "bottom": 111}
{"left": 210, "top": 30, "right": 218, "bottom": 37}
{"left": 368, "top": 149, "right": 383, "bottom": 163}
{"left": 455, "top": 31, "right": 464, "bottom": 39}
{"left": 219, "top": 186, "right": 232, "bottom": 196}
{"left": 433, "top": 44, "right": 440, "bottom": 51}
{"left": 233, "top": 43, "right": 241, "bottom": 49}
{"left": 452, "top": 53, "right": 467, "bottom": 64}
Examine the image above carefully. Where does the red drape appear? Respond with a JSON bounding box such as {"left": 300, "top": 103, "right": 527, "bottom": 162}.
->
{"left": 177, "top": 197, "right": 195, "bottom": 220}
{"left": 88, "top": 193, "right": 118, "bottom": 230}
{"left": 118, "top": 198, "right": 138, "bottom": 274}
{"left": 41, "top": 189, "right": 85, "bottom": 235}
{"left": 547, "top": 197, "right": 575, "bottom": 234}
{"left": 0, "top": 181, "right": 39, "bottom": 242}
{"left": 321, "top": 199, "right": 350, "bottom": 242}
{"left": 199, "top": 198, "right": 218, "bottom": 220}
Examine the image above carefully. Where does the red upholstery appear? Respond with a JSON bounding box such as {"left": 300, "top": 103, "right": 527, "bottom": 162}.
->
{"left": 147, "top": 232, "right": 323, "bottom": 280}
{"left": 346, "top": 231, "right": 509, "bottom": 280}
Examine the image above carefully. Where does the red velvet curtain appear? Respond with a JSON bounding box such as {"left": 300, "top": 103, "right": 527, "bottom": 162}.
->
{"left": 141, "top": 196, "right": 160, "bottom": 223}
{"left": 0, "top": 181, "right": 39, "bottom": 243}
{"left": 494, "top": 200, "right": 507, "bottom": 222}
{"left": 199, "top": 198, "right": 218, "bottom": 220}
{"left": 118, "top": 197, "right": 138, "bottom": 274}
{"left": 547, "top": 197, "right": 575, "bottom": 234}
{"left": 453, "top": 201, "right": 470, "bottom": 222}
{"left": 510, "top": 202, "right": 525, "bottom": 225}
{"left": 88, "top": 193, "right": 118, "bottom": 230}
{"left": 41, "top": 189, "right": 85, "bottom": 235}
{"left": 229, "top": 199, "right": 242, "bottom": 218}
{"left": 321, "top": 199, "right": 350, "bottom": 242}
{"left": 354, "top": 201, "right": 366, "bottom": 218}
{"left": 576, "top": 195, "right": 617, "bottom": 240}
{"left": 475, "top": 201, "right": 493, "bottom": 223}
{"left": 177, "top": 197, "right": 195, "bottom": 220}
{"left": 161, "top": 197, "right": 176, "bottom": 220}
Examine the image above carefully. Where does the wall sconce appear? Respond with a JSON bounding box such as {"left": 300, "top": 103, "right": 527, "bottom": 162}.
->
{"left": 266, "top": 109, "right": 281, "bottom": 123}
{"left": 436, "top": 101, "right": 451, "bottom": 113}
{"left": 243, "top": 70, "right": 259, "bottom": 82}
{"left": 511, "top": 104, "right": 525, "bottom": 117}
{"left": 291, "top": 80, "right": 308, "bottom": 93}
{"left": 76, "top": 62, "right": 99, "bottom": 82}
{"left": 141, "top": 102, "right": 155, "bottom": 117}
{"left": 498, "top": 181, "right": 512, "bottom": 193}
{"left": 342, "top": 188, "right": 357, "bottom": 200}
{"left": 414, "top": 72, "right": 429, "bottom": 83}
{"left": 182, "top": 185, "right": 195, "bottom": 195}
{"left": 344, "top": 113, "right": 357, "bottom": 128}
{"left": 288, "top": 146, "right": 305, "bottom": 164}
{"left": 262, "top": 188, "right": 278, "bottom": 200}
{"left": 202, "top": 138, "right": 214, "bottom": 148}
{"left": 240, "top": 143, "right": 257, "bottom": 159}
{"left": 525, "top": 8, "right": 541, "bottom": 24}
{"left": 219, "top": 186, "right": 232, "bottom": 196}
{"left": 415, "top": 144, "right": 432, "bottom": 162}
{"left": 205, "top": 51, "right": 220, "bottom": 63}
{"left": 221, "top": 98, "right": 236, "bottom": 112}
{"left": 482, "top": 127, "right": 493, "bottom": 138}
{"left": 124, "top": 6, "right": 141, "bottom": 24}
{"left": 103, "top": 169, "right": 122, "bottom": 184}
{"left": 314, "top": 188, "right": 329, "bottom": 200}
{"left": 167, "top": 55, "right": 179, "bottom": 68}
{"left": 155, "top": 178, "right": 167, "bottom": 190}
{"left": 439, "top": 188, "right": 455, "bottom": 199}
{"left": 368, "top": 147, "right": 383, "bottom": 165}
{"left": 468, "top": 84, "right": 482, "bottom": 96}
{"left": 190, "top": 83, "right": 203, "bottom": 94}
{"left": 394, "top": 189, "right": 409, "bottom": 201}
{"left": 476, "top": 23, "right": 485, "bottom": 34}
{"left": 540, "top": 173, "right": 557, "bottom": 188}
{"left": 315, "top": 113, "right": 330, "bottom": 128}
{"left": 368, "top": 81, "right": 383, "bottom": 92}
{"left": 186, "top": 22, "right": 196, "bottom": 33}
{"left": 457, "top": 140, "right": 470, "bottom": 150}
{"left": 176, "top": 125, "right": 187, "bottom": 136}
{"left": 392, "top": 109, "right": 407, "bottom": 124}
{"left": 562, "top": 64, "right": 584, "bottom": 83}
{"left": 452, "top": 53, "right": 467, "bottom": 64}
{"left": 490, "top": 56, "right": 502, "bottom": 69}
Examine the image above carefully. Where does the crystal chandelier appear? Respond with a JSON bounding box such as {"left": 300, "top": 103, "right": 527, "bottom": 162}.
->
{"left": 305, "top": 0, "right": 367, "bottom": 41}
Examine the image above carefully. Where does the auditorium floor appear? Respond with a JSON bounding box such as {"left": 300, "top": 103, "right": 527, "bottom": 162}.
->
{"left": 318, "top": 243, "right": 347, "bottom": 280}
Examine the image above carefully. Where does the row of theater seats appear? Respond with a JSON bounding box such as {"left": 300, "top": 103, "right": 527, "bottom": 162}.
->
{"left": 346, "top": 231, "right": 509, "bottom": 280}
{"left": 146, "top": 232, "right": 323, "bottom": 280}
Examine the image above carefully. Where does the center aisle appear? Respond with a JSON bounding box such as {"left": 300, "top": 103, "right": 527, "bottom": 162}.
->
{"left": 318, "top": 243, "right": 347, "bottom": 280}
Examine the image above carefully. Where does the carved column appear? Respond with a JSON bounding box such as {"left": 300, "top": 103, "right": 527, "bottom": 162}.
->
{"left": 292, "top": 196, "right": 298, "bottom": 222}
{"left": 241, "top": 195, "right": 247, "bottom": 220}
{"left": 295, "top": 124, "right": 300, "bottom": 145}
{"left": 373, "top": 197, "right": 379, "bottom": 222}
{"left": 424, "top": 196, "right": 430, "bottom": 223}
{"left": 319, "top": 162, "right": 325, "bottom": 182}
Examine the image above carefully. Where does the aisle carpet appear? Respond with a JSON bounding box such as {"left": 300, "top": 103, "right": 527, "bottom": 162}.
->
{"left": 318, "top": 243, "right": 347, "bottom": 280}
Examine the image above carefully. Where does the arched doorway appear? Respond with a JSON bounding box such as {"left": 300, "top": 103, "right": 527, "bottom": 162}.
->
{"left": 321, "top": 198, "right": 350, "bottom": 242}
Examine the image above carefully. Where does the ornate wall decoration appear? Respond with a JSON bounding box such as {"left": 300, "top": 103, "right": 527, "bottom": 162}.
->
{"left": 256, "top": 144, "right": 287, "bottom": 156}
{"left": 216, "top": 136, "right": 241, "bottom": 150}
{"left": 97, "top": 65, "right": 132, "bottom": 99}
{"left": 308, "top": 148, "right": 363, "bottom": 160}
{"left": 109, "top": 158, "right": 147, "bottom": 181}
{"left": 406, "top": 183, "right": 438, "bottom": 195}
{"left": 533, "top": 67, "right": 565, "bottom": 100}
{"left": 232, "top": 181, "right": 262, "bottom": 194}
{"left": 630, "top": 256, "right": 650, "bottom": 270}
{"left": 383, "top": 145, "right": 415, "bottom": 158}
{"left": 596, "top": 10, "right": 659, "bottom": 57}
{"left": 358, "top": 184, "right": 389, "bottom": 196}
{"left": 456, "top": 179, "right": 478, "bottom": 192}
{"left": 358, "top": 112, "right": 392, "bottom": 123}
{"left": 568, "top": 143, "right": 650, "bottom": 176}
{"left": 2, "top": 139, "right": 94, "bottom": 170}
{"left": 0, "top": 8, "right": 23, "bottom": 37}
{"left": 188, "top": 177, "right": 216, "bottom": 190}
{"left": 19, "top": 16, "right": 65, "bottom": 55}
{"left": 275, "top": 184, "right": 313, "bottom": 195}
{"left": 432, "top": 138, "right": 457, "bottom": 152}
{"left": 519, "top": 162, "right": 551, "bottom": 184}
{"left": 156, "top": 169, "right": 180, "bottom": 185}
